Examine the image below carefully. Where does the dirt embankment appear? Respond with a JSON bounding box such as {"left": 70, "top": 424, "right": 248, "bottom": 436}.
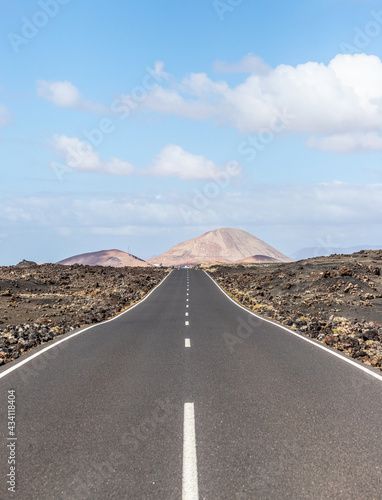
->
{"left": 0, "top": 261, "right": 169, "bottom": 365}
{"left": 208, "top": 250, "right": 382, "bottom": 370}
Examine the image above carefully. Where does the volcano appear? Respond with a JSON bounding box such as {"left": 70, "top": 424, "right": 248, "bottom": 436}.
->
{"left": 147, "top": 228, "right": 292, "bottom": 266}
{"left": 57, "top": 249, "right": 150, "bottom": 267}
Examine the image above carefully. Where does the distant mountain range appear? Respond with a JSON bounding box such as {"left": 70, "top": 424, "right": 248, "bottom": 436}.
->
{"left": 290, "top": 244, "right": 382, "bottom": 261}
{"left": 56, "top": 233, "right": 382, "bottom": 268}
{"left": 56, "top": 228, "right": 292, "bottom": 267}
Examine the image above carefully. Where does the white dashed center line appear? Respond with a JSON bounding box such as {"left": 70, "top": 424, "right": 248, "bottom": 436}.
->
{"left": 185, "top": 338, "right": 191, "bottom": 348}
{"left": 183, "top": 402, "right": 199, "bottom": 500}
{"left": 185, "top": 321, "right": 189, "bottom": 326}
{"left": 185, "top": 312, "right": 189, "bottom": 316}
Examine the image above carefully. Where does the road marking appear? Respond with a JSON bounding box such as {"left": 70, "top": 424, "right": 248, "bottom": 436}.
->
{"left": 185, "top": 321, "right": 189, "bottom": 326}
{"left": 186, "top": 304, "right": 189, "bottom": 308}
{"left": 0, "top": 271, "right": 175, "bottom": 380}
{"left": 187, "top": 293, "right": 189, "bottom": 296}
{"left": 183, "top": 402, "right": 199, "bottom": 500}
{"left": 185, "top": 338, "right": 191, "bottom": 347}
{"left": 185, "top": 312, "right": 189, "bottom": 316}
{"left": 204, "top": 271, "right": 382, "bottom": 384}
{"left": 186, "top": 299, "right": 189, "bottom": 302}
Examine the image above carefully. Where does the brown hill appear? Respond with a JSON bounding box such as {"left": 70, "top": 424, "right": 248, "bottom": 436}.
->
{"left": 147, "top": 228, "right": 292, "bottom": 266}
{"left": 57, "top": 249, "right": 150, "bottom": 267}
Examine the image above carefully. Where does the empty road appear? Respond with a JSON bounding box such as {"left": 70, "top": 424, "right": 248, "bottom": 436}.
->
{"left": 1, "top": 269, "right": 382, "bottom": 499}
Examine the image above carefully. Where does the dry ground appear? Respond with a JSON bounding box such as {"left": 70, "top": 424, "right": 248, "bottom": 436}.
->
{"left": 0, "top": 260, "right": 169, "bottom": 365}
{"left": 208, "top": 250, "right": 382, "bottom": 370}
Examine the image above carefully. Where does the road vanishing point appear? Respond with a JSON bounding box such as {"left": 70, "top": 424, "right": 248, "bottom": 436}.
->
{"left": 1, "top": 269, "right": 382, "bottom": 499}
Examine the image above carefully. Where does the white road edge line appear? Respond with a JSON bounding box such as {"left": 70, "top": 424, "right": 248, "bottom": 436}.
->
{"left": 204, "top": 271, "right": 382, "bottom": 383}
{"left": 185, "top": 339, "right": 191, "bottom": 347}
{"left": 183, "top": 402, "right": 199, "bottom": 500}
{"left": 0, "top": 271, "right": 174, "bottom": 380}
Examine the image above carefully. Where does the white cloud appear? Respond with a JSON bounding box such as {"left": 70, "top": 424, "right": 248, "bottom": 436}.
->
{"left": 51, "top": 135, "right": 231, "bottom": 179}
{"left": 0, "top": 103, "right": 11, "bottom": 126}
{"left": 151, "top": 60, "right": 170, "bottom": 81}
{"left": 144, "top": 86, "right": 215, "bottom": 120}
{"left": 143, "top": 53, "right": 382, "bottom": 148}
{"left": 214, "top": 54, "right": 271, "bottom": 75}
{"left": 51, "top": 135, "right": 134, "bottom": 176}
{"left": 147, "top": 144, "right": 221, "bottom": 180}
{"left": 307, "top": 132, "right": 382, "bottom": 152}
{"left": 37, "top": 80, "right": 108, "bottom": 114}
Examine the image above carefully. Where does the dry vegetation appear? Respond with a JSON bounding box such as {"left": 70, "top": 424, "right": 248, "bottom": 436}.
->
{"left": 0, "top": 260, "right": 169, "bottom": 365}
{"left": 208, "top": 250, "right": 382, "bottom": 370}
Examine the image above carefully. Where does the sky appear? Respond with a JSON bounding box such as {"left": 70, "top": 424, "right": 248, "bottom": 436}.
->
{"left": 1, "top": 0, "right": 382, "bottom": 265}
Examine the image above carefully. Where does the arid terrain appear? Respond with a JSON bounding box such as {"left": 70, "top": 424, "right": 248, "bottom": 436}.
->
{"left": 208, "top": 249, "right": 382, "bottom": 370}
{"left": 2, "top": 249, "right": 382, "bottom": 372}
{"left": 0, "top": 260, "right": 168, "bottom": 365}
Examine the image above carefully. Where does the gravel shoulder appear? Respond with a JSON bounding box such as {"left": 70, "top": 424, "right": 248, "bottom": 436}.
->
{"left": 207, "top": 249, "right": 382, "bottom": 371}
{"left": 0, "top": 261, "right": 169, "bottom": 365}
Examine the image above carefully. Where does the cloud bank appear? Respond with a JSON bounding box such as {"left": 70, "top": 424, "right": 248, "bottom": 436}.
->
{"left": 2, "top": 182, "right": 381, "bottom": 229}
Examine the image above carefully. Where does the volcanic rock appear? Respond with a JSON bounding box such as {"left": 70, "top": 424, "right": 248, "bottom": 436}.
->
{"left": 209, "top": 249, "right": 382, "bottom": 371}
{"left": 16, "top": 260, "right": 38, "bottom": 268}
{"left": 0, "top": 263, "right": 168, "bottom": 364}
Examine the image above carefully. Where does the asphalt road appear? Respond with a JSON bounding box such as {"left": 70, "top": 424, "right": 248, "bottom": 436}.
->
{"left": 1, "top": 269, "right": 382, "bottom": 499}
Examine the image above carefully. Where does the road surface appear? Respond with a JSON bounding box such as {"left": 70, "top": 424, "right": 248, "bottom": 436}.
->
{"left": 1, "top": 269, "right": 382, "bottom": 499}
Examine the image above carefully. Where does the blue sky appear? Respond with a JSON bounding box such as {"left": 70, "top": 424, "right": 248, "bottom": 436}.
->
{"left": 1, "top": 0, "right": 382, "bottom": 264}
